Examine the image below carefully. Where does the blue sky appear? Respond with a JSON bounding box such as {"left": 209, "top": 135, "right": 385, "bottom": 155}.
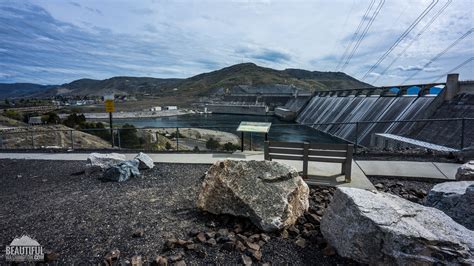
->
{"left": 0, "top": 0, "right": 472, "bottom": 86}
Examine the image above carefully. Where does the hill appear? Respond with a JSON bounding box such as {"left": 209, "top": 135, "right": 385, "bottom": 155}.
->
{"left": 0, "top": 83, "right": 57, "bottom": 99}
{"left": 1, "top": 63, "right": 371, "bottom": 99}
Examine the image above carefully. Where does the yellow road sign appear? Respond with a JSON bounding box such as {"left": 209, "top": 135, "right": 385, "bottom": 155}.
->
{"left": 105, "top": 99, "right": 115, "bottom": 112}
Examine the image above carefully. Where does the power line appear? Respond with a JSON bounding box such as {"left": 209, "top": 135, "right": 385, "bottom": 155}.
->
{"left": 360, "top": 0, "right": 439, "bottom": 80}
{"left": 402, "top": 28, "right": 473, "bottom": 84}
{"left": 335, "top": 0, "right": 376, "bottom": 71}
{"left": 330, "top": 0, "right": 356, "bottom": 68}
{"left": 433, "top": 57, "right": 474, "bottom": 82}
{"left": 340, "top": 0, "right": 385, "bottom": 71}
{"left": 371, "top": 0, "right": 452, "bottom": 84}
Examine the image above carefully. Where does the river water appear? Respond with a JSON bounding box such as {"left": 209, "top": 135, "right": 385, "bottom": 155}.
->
{"left": 115, "top": 114, "right": 344, "bottom": 146}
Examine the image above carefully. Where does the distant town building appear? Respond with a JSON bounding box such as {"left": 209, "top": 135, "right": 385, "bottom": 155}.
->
{"left": 150, "top": 106, "right": 162, "bottom": 111}
{"left": 165, "top": 106, "right": 178, "bottom": 110}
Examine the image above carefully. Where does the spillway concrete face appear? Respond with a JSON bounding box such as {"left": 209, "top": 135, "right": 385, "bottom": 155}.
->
{"left": 296, "top": 94, "right": 438, "bottom": 146}
{"left": 296, "top": 75, "right": 473, "bottom": 150}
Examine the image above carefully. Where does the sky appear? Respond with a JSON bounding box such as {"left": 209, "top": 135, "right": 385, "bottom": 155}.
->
{"left": 0, "top": 0, "right": 472, "bottom": 86}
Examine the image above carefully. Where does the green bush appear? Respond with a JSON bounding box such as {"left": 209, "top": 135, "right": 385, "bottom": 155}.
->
{"left": 206, "top": 138, "right": 220, "bottom": 150}
{"left": 223, "top": 142, "right": 239, "bottom": 152}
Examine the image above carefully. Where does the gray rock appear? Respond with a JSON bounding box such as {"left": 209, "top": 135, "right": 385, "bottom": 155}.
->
{"left": 321, "top": 187, "right": 474, "bottom": 265}
{"left": 135, "top": 152, "right": 154, "bottom": 170}
{"left": 455, "top": 161, "right": 474, "bottom": 180}
{"left": 85, "top": 153, "right": 126, "bottom": 176}
{"left": 197, "top": 160, "right": 309, "bottom": 232}
{"left": 101, "top": 159, "right": 140, "bottom": 182}
{"left": 425, "top": 181, "right": 474, "bottom": 230}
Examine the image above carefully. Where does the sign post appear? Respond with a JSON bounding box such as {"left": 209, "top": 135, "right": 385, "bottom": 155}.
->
{"left": 104, "top": 94, "right": 115, "bottom": 147}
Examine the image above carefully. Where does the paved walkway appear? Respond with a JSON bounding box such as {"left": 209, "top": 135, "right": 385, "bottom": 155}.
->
{"left": 0, "top": 152, "right": 462, "bottom": 186}
{"left": 355, "top": 160, "right": 460, "bottom": 180}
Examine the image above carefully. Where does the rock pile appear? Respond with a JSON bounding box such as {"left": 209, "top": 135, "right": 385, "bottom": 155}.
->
{"left": 159, "top": 186, "right": 341, "bottom": 265}
{"left": 85, "top": 152, "right": 155, "bottom": 182}
{"left": 456, "top": 160, "right": 474, "bottom": 180}
{"left": 197, "top": 160, "right": 309, "bottom": 232}
{"left": 321, "top": 187, "right": 474, "bottom": 265}
{"left": 425, "top": 181, "right": 474, "bottom": 230}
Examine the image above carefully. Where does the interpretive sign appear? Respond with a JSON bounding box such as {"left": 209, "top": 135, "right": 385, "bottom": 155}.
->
{"left": 237, "top": 122, "right": 272, "bottom": 151}
{"left": 237, "top": 122, "right": 272, "bottom": 133}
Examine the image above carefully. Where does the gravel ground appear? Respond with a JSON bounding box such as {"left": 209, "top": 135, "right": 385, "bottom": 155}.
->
{"left": 367, "top": 176, "right": 443, "bottom": 204}
{"left": 0, "top": 159, "right": 356, "bottom": 265}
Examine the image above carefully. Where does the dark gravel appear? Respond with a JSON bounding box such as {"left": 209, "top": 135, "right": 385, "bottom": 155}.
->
{"left": 367, "top": 176, "right": 443, "bottom": 204}
{"left": 0, "top": 159, "right": 356, "bottom": 265}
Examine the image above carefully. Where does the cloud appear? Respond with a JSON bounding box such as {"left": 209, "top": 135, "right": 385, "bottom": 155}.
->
{"left": 396, "top": 65, "right": 442, "bottom": 73}
{"left": 0, "top": 0, "right": 472, "bottom": 85}
{"left": 236, "top": 46, "right": 291, "bottom": 63}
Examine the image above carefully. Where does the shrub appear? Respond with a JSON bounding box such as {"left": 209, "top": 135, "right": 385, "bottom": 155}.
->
{"left": 206, "top": 138, "right": 220, "bottom": 150}
{"left": 223, "top": 142, "right": 240, "bottom": 152}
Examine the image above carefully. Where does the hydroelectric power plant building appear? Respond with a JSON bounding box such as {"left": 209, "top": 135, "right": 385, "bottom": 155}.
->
{"left": 207, "top": 74, "right": 473, "bottom": 152}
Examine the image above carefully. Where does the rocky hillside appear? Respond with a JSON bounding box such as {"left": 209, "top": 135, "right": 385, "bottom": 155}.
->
{"left": 2, "top": 63, "right": 370, "bottom": 99}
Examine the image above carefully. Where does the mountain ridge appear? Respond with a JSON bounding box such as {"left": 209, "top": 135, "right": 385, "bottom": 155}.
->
{"left": 0, "top": 62, "right": 371, "bottom": 99}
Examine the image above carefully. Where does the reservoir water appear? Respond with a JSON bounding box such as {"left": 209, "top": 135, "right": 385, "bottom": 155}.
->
{"left": 115, "top": 114, "right": 344, "bottom": 146}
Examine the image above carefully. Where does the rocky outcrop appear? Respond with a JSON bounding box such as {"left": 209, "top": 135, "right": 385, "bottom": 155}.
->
{"left": 85, "top": 153, "right": 126, "bottom": 176}
{"left": 135, "top": 152, "right": 154, "bottom": 170}
{"left": 425, "top": 181, "right": 474, "bottom": 230}
{"left": 197, "top": 160, "right": 309, "bottom": 232}
{"left": 101, "top": 160, "right": 140, "bottom": 182}
{"left": 456, "top": 161, "right": 474, "bottom": 180}
{"left": 321, "top": 187, "right": 474, "bottom": 265}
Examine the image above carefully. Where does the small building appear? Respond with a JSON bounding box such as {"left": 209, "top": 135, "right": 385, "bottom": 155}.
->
{"left": 150, "top": 106, "right": 162, "bottom": 111}
{"left": 165, "top": 106, "right": 178, "bottom": 110}
{"left": 28, "top": 116, "right": 43, "bottom": 125}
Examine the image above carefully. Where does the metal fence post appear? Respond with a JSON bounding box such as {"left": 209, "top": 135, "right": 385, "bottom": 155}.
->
{"left": 354, "top": 122, "right": 359, "bottom": 154}
{"left": 117, "top": 129, "right": 121, "bottom": 149}
{"left": 461, "top": 118, "right": 465, "bottom": 150}
{"left": 70, "top": 130, "right": 74, "bottom": 150}
{"left": 176, "top": 127, "right": 179, "bottom": 151}
{"left": 111, "top": 128, "right": 115, "bottom": 148}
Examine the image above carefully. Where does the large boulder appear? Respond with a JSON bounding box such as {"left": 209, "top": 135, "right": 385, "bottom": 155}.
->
{"left": 425, "top": 181, "right": 474, "bottom": 230}
{"left": 197, "top": 160, "right": 309, "bottom": 232}
{"left": 456, "top": 161, "right": 474, "bottom": 180}
{"left": 101, "top": 159, "right": 140, "bottom": 182}
{"left": 321, "top": 187, "right": 474, "bottom": 265}
{"left": 134, "top": 152, "right": 154, "bottom": 170}
{"left": 86, "top": 153, "right": 126, "bottom": 176}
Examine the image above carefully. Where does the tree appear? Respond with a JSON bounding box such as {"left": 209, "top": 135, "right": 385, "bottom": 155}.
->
{"left": 206, "top": 138, "right": 220, "bottom": 150}
{"left": 63, "top": 113, "right": 86, "bottom": 128}
{"left": 165, "top": 142, "right": 172, "bottom": 150}
{"left": 4, "top": 99, "right": 9, "bottom": 105}
{"left": 120, "top": 124, "right": 142, "bottom": 149}
{"left": 41, "top": 112, "right": 60, "bottom": 124}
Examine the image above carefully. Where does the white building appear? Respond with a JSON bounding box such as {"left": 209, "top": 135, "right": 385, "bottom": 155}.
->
{"left": 150, "top": 106, "right": 162, "bottom": 111}
{"left": 165, "top": 106, "right": 178, "bottom": 110}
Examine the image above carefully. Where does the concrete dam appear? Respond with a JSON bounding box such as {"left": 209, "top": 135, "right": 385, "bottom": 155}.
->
{"left": 295, "top": 74, "right": 473, "bottom": 150}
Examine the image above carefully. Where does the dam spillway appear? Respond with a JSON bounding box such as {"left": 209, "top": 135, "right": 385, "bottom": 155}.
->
{"left": 296, "top": 94, "right": 437, "bottom": 146}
